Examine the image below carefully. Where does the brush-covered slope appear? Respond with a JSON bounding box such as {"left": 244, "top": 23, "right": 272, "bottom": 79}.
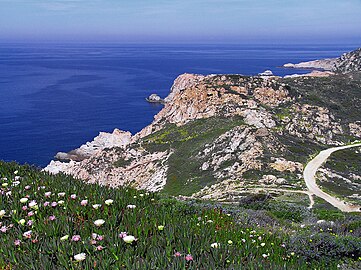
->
{"left": 1, "top": 162, "right": 361, "bottom": 269}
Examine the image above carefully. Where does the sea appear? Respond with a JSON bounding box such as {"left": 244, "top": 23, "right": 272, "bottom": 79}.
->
{"left": 0, "top": 43, "right": 358, "bottom": 167}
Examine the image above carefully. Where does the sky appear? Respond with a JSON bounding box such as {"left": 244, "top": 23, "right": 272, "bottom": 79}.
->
{"left": 0, "top": 0, "right": 361, "bottom": 43}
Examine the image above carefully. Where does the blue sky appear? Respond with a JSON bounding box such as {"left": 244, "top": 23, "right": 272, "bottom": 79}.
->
{"left": 0, "top": 0, "right": 361, "bottom": 43}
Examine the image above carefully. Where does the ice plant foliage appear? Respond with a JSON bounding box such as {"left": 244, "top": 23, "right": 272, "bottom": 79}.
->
{"left": 0, "top": 162, "right": 358, "bottom": 269}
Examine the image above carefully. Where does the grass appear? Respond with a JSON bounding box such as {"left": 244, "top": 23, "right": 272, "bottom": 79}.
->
{"left": 1, "top": 162, "right": 361, "bottom": 269}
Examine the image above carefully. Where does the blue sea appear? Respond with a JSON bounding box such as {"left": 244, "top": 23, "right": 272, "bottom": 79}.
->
{"left": 0, "top": 43, "right": 358, "bottom": 166}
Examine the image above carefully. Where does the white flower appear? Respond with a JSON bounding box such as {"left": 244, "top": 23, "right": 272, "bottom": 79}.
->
{"left": 228, "top": 240, "right": 233, "bottom": 245}
{"left": 211, "top": 242, "right": 220, "bottom": 248}
{"left": 2, "top": 183, "right": 8, "bottom": 187}
{"left": 23, "top": 230, "right": 32, "bottom": 238}
{"left": 74, "top": 253, "right": 86, "bottom": 262}
{"left": 260, "top": 243, "right": 266, "bottom": 247}
{"left": 28, "top": 201, "right": 37, "bottom": 209}
{"left": 0, "top": 210, "right": 5, "bottom": 218}
{"left": 58, "top": 192, "right": 65, "bottom": 197}
{"left": 20, "top": 198, "right": 28, "bottom": 203}
{"left": 262, "top": 254, "right": 268, "bottom": 258}
{"left": 14, "top": 170, "right": 18, "bottom": 175}
{"left": 18, "top": 219, "right": 26, "bottom": 225}
{"left": 94, "top": 219, "right": 105, "bottom": 227}
{"left": 127, "top": 205, "right": 136, "bottom": 209}
{"left": 12, "top": 181, "right": 20, "bottom": 186}
{"left": 44, "top": 192, "right": 51, "bottom": 197}
{"left": 105, "top": 199, "right": 113, "bottom": 205}
{"left": 60, "top": 235, "right": 69, "bottom": 241}
{"left": 58, "top": 200, "right": 65, "bottom": 205}
{"left": 92, "top": 204, "right": 101, "bottom": 209}
{"left": 123, "top": 235, "right": 136, "bottom": 244}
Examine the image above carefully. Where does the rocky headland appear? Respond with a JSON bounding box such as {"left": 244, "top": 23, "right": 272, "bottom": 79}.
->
{"left": 45, "top": 47, "right": 361, "bottom": 205}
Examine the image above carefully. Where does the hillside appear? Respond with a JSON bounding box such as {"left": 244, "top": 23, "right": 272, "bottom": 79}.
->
{"left": 283, "top": 47, "right": 361, "bottom": 73}
{"left": 1, "top": 162, "right": 361, "bottom": 269}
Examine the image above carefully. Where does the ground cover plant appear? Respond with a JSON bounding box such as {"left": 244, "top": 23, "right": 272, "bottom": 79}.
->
{"left": 0, "top": 161, "right": 360, "bottom": 269}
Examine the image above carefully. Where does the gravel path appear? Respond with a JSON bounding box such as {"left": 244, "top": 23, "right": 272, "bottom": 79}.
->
{"left": 303, "top": 143, "right": 361, "bottom": 212}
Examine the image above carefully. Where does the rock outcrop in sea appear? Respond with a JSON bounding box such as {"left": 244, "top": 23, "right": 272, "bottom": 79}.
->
{"left": 45, "top": 47, "right": 361, "bottom": 201}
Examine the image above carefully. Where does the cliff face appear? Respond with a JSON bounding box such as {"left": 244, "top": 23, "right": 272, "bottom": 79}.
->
{"left": 45, "top": 68, "right": 361, "bottom": 199}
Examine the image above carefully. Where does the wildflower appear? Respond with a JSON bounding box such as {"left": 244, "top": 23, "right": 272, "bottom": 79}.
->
{"left": 119, "top": 232, "right": 127, "bottom": 239}
{"left": 207, "top": 220, "right": 213, "bottom": 223}
{"left": 94, "top": 219, "right": 105, "bottom": 227}
{"left": 48, "top": 215, "right": 56, "bottom": 221}
{"left": 123, "top": 235, "right": 136, "bottom": 244}
{"left": 211, "top": 242, "right": 220, "bottom": 248}
{"left": 25, "top": 185, "right": 31, "bottom": 190}
{"left": 51, "top": 202, "right": 58, "bottom": 207}
{"left": 0, "top": 226, "right": 7, "bottom": 233}
{"left": 70, "top": 194, "right": 77, "bottom": 199}
{"left": 127, "top": 204, "right": 136, "bottom": 209}
{"left": 28, "top": 211, "right": 34, "bottom": 217}
{"left": 0, "top": 210, "right": 5, "bottom": 218}
{"left": 43, "top": 202, "right": 50, "bottom": 207}
{"left": 20, "top": 198, "right": 28, "bottom": 203}
{"left": 74, "top": 253, "right": 86, "bottom": 262}
{"left": 23, "top": 230, "right": 32, "bottom": 238}
{"left": 14, "top": 170, "right": 18, "bottom": 175}
{"left": 81, "top": 200, "right": 88, "bottom": 206}
{"left": 18, "top": 219, "right": 26, "bottom": 225}
{"left": 185, "top": 254, "right": 193, "bottom": 261}
{"left": 97, "top": 235, "right": 104, "bottom": 241}
{"left": 262, "top": 254, "right": 268, "bottom": 259}
{"left": 72, "top": 235, "right": 81, "bottom": 242}
{"left": 158, "top": 225, "right": 165, "bottom": 231}
{"left": 241, "top": 239, "right": 246, "bottom": 243}
{"left": 228, "top": 240, "right": 233, "bottom": 245}
{"left": 22, "top": 206, "right": 28, "bottom": 211}
{"left": 92, "top": 204, "right": 101, "bottom": 209}
{"left": 139, "top": 193, "right": 144, "bottom": 197}
{"left": 291, "top": 252, "right": 295, "bottom": 256}
{"left": 260, "top": 243, "right": 266, "bottom": 247}
{"left": 2, "top": 183, "right": 8, "bottom": 187}
{"left": 27, "top": 220, "right": 33, "bottom": 226}
{"left": 96, "top": 245, "right": 104, "bottom": 251}
{"left": 32, "top": 239, "right": 38, "bottom": 244}
{"left": 60, "top": 235, "right": 69, "bottom": 241}
{"left": 29, "top": 200, "right": 37, "bottom": 209}
{"left": 12, "top": 181, "right": 20, "bottom": 186}
{"left": 92, "top": 233, "right": 98, "bottom": 239}
{"left": 44, "top": 192, "right": 51, "bottom": 197}
{"left": 58, "top": 200, "right": 65, "bottom": 205}
{"left": 58, "top": 192, "right": 65, "bottom": 197}
{"left": 105, "top": 199, "right": 113, "bottom": 205}
{"left": 14, "top": 239, "right": 21, "bottom": 246}
{"left": 174, "top": 252, "right": 182, "bottom": 257}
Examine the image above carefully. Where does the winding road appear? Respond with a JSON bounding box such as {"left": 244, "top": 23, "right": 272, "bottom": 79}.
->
{"left": 303, "top": 143, "right": 361, "bottom": 212}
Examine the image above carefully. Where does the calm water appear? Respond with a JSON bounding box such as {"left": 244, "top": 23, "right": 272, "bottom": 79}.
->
{"left": 0, "top": 43, "right": 358, "bottom": 166}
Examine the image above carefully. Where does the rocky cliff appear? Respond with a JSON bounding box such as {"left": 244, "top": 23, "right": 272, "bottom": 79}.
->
{"left": 283, "top": 47, "right": 361, "bottom": 73}
{"left": 45, "top": 67, "right": 361, "bottom": 202}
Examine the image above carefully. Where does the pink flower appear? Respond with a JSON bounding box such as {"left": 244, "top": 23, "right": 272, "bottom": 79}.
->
{"left": 96, "top": 245, "right": 104, "bottom": 251}
{"left": 27, "top": 220, "right": 33, "bottom": 226}
{"left": 22, "top": 206, "right": 28, "bottom": 211}
{"left": 28, "top": 211, "right": 34, "bottom": 217}
{"left": 51, "top": 202, "right": 58, "bottom": 207}
{"left": 48, "top": 215, "right": 56, "bottom": 221}
{"left": 174, "top": 252, "right": 182, "bottom": 257}
{"left": 80, "top": 200, "right": 88, "bottom": 206}
{"left": 44, "top": 192, "right": 51, "bottom": 198}
{"left": 44, "top": 201, "right": 50, "bottom": 207}
{"left": 185, "top": 254, "right": 193, "bottom": 261}
{"left": 23, "top": 230, "right": 32, "bottom": 239}
{"left": 14, "top": 239, "right": 21, "bottom": 246}
{"left": 70, "top": 194, "right": 77, "bottom": 199}
{"left": 118, "top": 232, "right": 127, "bottom": 239}
{"left": 0, "top": 226, "right": 7, "bottom": 233}
{"left": 90, "top": 240, "right": 97, "bottom": 245}
{"left": 72, "top": 235, "right": 81, "bottom": 242}
{"left": 97, "top": 235, "right": 104, "bottom": 241}
{"left": 25, "top": 185, "right": 31, "bottom": 190}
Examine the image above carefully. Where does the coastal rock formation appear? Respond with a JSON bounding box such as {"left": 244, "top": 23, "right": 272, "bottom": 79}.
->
{"left": 283, "top": 47, "right": 361, "bottom": 73}
{"left": 45, "top": 47, "right": 361, "bottom": 198}
{"left": 146, "top": 94, "right": 165, "bottom": 104}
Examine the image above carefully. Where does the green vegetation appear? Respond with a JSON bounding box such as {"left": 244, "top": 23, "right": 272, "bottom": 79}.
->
{"left": 142, "top": 116, "right": 247, "bottom": 196}
{"left": 1, "top": 161, "right": 361, "bottom": 269}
